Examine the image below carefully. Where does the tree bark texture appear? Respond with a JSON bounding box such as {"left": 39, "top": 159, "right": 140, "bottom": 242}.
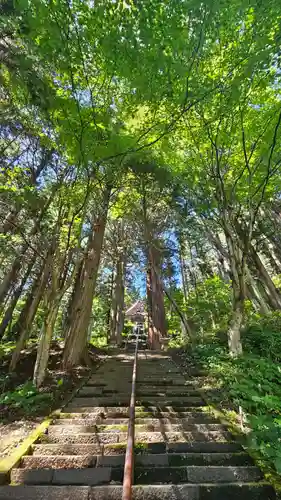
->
{"left": 63, "top": 188, "right": 110, "bottom": 369}
{"left": 9, "top": 247, "right": 54, "bottom": 371}
{"left": 0, "top": 254, "right": 36, "bottom": 340}
{"left": 146, "top": 244, "right": 166, "bottom": 350}
{"left": 222, "top": 217, "right": 245, "bottom": 356}
{"left": 110, "top": 256, "right": 125, "bottom": 345}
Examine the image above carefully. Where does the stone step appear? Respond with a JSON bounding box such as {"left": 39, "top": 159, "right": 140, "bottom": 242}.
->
{"left": 166, "top": 442, "right": 242, "bottom": 453}
{"left": 54, "top": 419, "right": 221, "bottom": 430}
{"left": 78, "top": 389, "right": 130, "bottom": 397}
{"left": 134, "top": 465, "right": 262, "bottom": 484}
{"left": 40, "top": 432, "right": 125, "bottom": 444}
{"left": 63, "top": 405, "right": 209, "bottom": 415}
{"left": 61, "top": 407, "right": 130, "bottom": 416}
{"left": 20, "top": 456, "right": 96, "bottom": 469}
{"left": 33, "top": 441, "right": 243, "bottom": 458}
{"left": 87, "top": 452, "right": 254, "bottom": 468}
{"left": 47, "top": 425, "right": 122, "bottom": 435}
{"left": 59, "top": 409, "right": 214, "bottom": 421}
{"left": 32, "top": 444, "right": 104, "bottom": 456}
{"left": 135, "top": 398, "right": 206, "bottom": 407}
{"left": 66, "top": 398, "right": 131, "bottom": 407}
{"left": 136, "top": 415, "right": 217, "bottom": 424}
{"left": 137, "top": 380, "right": 196, "bottom": 386}
{"left": 134, "top": 411, "right": 216, "bottom": 421}
{"left": 10, "top": 467, "right": 117, "bottom": 486}
{"left": 67, "top": 397, "right": 206, "bottom": 407}
{"left": 136, "top": 379, "right": 187, "bottom": 385}
{"left": 136, "top": 390, "right": 201, "bottom": 397}
{"left": 10, "top": 465, "right": 263, "bottom": 486}
{"left": 0, "top": 483, "right": 275, "bottom": 500}
{"left": 135, "top": 431, "right": 231, "bottom": 443}
{"left": 46, "top": 426, "right": 230, "bottom": 443}
{"left": 143, "top": 452, "right": 253, "bottom": 467}
{"left": 48, "top": 422, "right": 225, "bottom": 433}
{"left": 86, "top": 380, "right": 131, "bottom": 387}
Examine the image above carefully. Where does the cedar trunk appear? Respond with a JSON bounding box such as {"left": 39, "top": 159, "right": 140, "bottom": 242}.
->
{"left": 146, "top": 245, "right": 166, "bottom": 350}
{"left": 110, "top": 256, "right": 125, "bottom": 345}
{"left": 63, "top": 188, "right": 110, "bottom": 369}
{"left": 33, "top": 302, "right": 59, "bottom": 387}
{"left": 9, "top": 252, "right": 53, "bottom": 371}
{"left": 224, "top": 229, "right": 244, "bottom": 356}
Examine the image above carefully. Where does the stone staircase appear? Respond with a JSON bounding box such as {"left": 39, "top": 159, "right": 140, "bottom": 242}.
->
{"left": 0, "top": 350, "right": 276, "bottom": 499}
{"left": 126, "top": 332, "right": 147, "bottom": 351}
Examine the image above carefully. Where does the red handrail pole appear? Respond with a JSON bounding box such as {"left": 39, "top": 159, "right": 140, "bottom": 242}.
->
{"left": 122, "top": 333, "right": 138, "bottom": 500}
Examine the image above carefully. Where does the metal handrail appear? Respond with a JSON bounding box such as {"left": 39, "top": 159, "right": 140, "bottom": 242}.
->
{"left": 122, "top": 332, "right": 139, "bottom": 500}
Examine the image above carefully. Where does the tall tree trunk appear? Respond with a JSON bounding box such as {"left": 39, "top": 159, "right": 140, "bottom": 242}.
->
{"left": 146, "top": 264, "right": 160, "bottom": 349}
{"left": 33, "top": 248, "right": 77, "bottom": 387}
{"left": 116, "top": 256, "right": 126, "bottom": 346}
{"left": 178, "top": 234, "right": 188, "bottom": 303}
{"left": 9, "top": 250, "right": 53, "bottom": 371}
{"left": 33, "top": 301, "right": 59, "bottom": 387}
{"left": 146, "top": 244, "right": 166, "bottom": 349}
{"left": 209, "top": 229, "right": 270, "bottom": 313}
{"left": 223, "top": 223, "right": 244, "bottom": 356}
{"left": 0, "top": 255, "right": 36, "bottom": 340}
{"left": 250, "top": 244, "right": 281, "bottom": 309}
{"left": 63, "top": 188, "right": 110, "bottom": 369}
{"left": 109, "top": 266, "right": 118, "bottom": 343}
{"left": 0, "top": 250, "right": 27, "bottom": 306}
{"left": 110, "top": 256, "right": 125, "bottom": 345}
{"left": 227, "top": 295, "right": 244, "bottom": 356}
{"left": 245, "top": 265, "right": 270, "bottom": 313}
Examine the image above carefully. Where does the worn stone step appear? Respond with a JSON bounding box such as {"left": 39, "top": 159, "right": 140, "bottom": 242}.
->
{"left": 20, "top": 456, "right": 96, "bottom": 469}
{"left": 48, "top": 422, "right": 225, "bottom": 433}
{"left": 61, "top": 407, "right": 130, "bottom": 416}
{"left": 69, "top": 396, "right": 206, "bottom": 407}
{"left": 137, "top": 379, "right": 186, "bottom": 385}
{"left": 78, "top": 389, "right": 131, "bottom": 397}
{"left": 136, "top": 390, "right": 201, "bottom": 397}
{"left": 167, "top": 442, "right": 242, "bottom": 453}
{"left": 45, "top": 427, "right": 230, "bottom": 444}
{"left": 134, "top": 411, "right": 216, "bottom": 422}
{"left": 58, "top": 410, "right": 214, "bottom": 422}
{"left": 62, "top": 406, "right": 208, "bottom": 416}
{"left": 66, "top": 398, "right": 130, "bottom": 407}
{"left": 107, "top": 423, "right": 225, "bottom": 433}
{"left": 102, "top": 442, "right": 242, "bottom": 456}
{"left": 136, "top": 398, "right": 206, "bottom": 407}
{"left": 95, "top": 452, "right": 253, "bottom": 468}
{"left": 53, "top": 418, "right": 126, "bottom": 426}
{"left": 47, "top": 424, "right": 127, "bottom": 435}
{"left": 32, "top": 444, "right": 104, "bottom": 456}
{"left": 167, "top": 452, "right": 254, "bottom": 466}
{"left": 40, "top": 432, "right": 126, "bottom": 444}
{"left": 134, "top": 465, "right": 262, "bottom": 484}
{"left": 86, "top": 380, "right": 131, "bottom": 387}
{"left": 134, "top": 430, "right": 231, "bottom": 443}
{"left": 0, "top": 483, "right": 275, "bottom": 500}
{"left": 10, "top": 467, "right": 116, "bottom": 486}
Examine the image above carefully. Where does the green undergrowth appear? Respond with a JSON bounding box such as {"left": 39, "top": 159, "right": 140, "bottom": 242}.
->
{"left": 187, "top": 340, "right": 281, "bottom": 485}
{"left": 0, "top": 381, "right": 54, "bottom": 419}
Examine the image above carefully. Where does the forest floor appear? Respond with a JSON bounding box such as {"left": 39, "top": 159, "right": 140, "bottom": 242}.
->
{"left": 0, "top": 341, "right": 106, "bottom": 459}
